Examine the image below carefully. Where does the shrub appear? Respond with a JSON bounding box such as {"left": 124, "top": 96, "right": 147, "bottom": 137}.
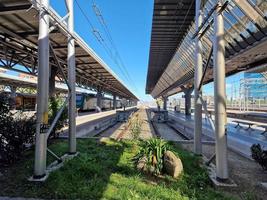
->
{"left": 251, "top": 144, "right": 267, "bottom": 170}
{"left": 0, "top": 93, "right": 35, "bottom": 166}
{"left": 134, "top": 138, "right": 169, "bottom": 175}
{"left": 48, "top": 97, "right": 68, "bottom": 139}
{"left": 0, "top": 94, "right": 68, "bottom": 166}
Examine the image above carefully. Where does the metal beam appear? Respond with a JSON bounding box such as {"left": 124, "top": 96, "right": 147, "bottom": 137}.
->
{"left": 0, "top": 4, "right": 31, "bottom": 15}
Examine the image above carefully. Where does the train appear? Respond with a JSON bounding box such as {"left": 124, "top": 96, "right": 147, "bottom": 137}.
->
{"left": 1, "top": 92, "right": 123, "bottom": 112}
{"left": 15, "top": 93, "right": 36, "bottom": 110}
{"left": 0, "top": 92, "right": 36, "bottom": 111}
{"left": 76, "top": 93, "right": 122, "bottom": 111}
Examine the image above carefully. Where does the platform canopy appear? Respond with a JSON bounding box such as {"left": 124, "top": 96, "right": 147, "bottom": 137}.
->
{"left": 146, "top": 0, "right": 196, "bottom": 94}
{"left": 0, "top": 0, "right": 138, "bottom": 100}
{"left": 146, "top": 0, "right": 267, "bottom": 98}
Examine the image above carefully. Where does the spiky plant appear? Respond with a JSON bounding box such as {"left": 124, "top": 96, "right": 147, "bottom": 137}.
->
{"left": 134, "top": 138, "right": 169, "bottom": 175}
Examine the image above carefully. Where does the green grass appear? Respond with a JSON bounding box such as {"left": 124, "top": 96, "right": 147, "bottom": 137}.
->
{"left": 0, "top": 139, "right": 236, "bottom": 200}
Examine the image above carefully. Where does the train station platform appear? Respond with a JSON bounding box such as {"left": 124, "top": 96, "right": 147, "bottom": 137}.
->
{"left": 167, "top": 110, "right": 267, "bottom": 159}
{"left": 61, "top": 107, "right": 138, "bottom": 138}
{"left": 174, "top": 107, "right": 267, "bottom": 123}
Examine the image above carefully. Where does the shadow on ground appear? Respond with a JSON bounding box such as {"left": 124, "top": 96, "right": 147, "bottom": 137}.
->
{"left": 1, "top": 138, "right": 242, "bottom": 200}
{"left": 0, "top": 139, "right": 128, "bottom": 199}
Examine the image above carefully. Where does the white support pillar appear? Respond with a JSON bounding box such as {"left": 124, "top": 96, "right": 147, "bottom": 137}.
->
{"left": 67, "top": 0, "right": 76, "bottom": 154}
{"left": 34, "top": 0, "right": 49, "bottom": 178}
{"left": 213, "top": 0, "right": 228, "bottom": 180}
{"left": 194, "top": 0, "right": 203, "bottom": 155}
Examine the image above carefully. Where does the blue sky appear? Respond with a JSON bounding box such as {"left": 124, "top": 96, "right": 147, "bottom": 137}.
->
{"left": 50, "top": 0, "right": 154, "bottom": 101}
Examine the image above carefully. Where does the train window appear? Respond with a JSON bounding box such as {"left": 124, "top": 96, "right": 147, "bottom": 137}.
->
{"left": 76, "top": 95, "right": 82, "bottom": 101}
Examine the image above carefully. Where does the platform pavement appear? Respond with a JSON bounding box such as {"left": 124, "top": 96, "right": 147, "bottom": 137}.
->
{"left": 168, "top": 110, "right": 267, "bottom": 159}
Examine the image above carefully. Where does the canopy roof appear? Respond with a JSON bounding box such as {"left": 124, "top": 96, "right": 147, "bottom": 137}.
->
{"left": 0, "top": 0, "right": 138, "bottom": 100}
{"left": 146, "top": 0, "right": 267, "bottom": 98}
{"left": 146, "top": 0, "right": 196, "bottom": 94}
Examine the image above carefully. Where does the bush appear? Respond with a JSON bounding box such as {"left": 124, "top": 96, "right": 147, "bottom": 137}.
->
{"left": 0, "top": 94, "right": 68, "bottom": 166}
{"left": 251, "top": 144, "right": 267, "bottom": 170}
{"left": 48, "top": 97, "right": 68, "bottom": 139}
{"left": 0, "top": 93, "right": 35, "bottom": 166}
{"left": 134, "top": 138, "right": 169, "bottom": 175}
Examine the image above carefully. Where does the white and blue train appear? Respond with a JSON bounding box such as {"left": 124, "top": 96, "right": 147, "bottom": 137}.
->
{"left": 76, "top": 93, "right": 122, "bottom": 111}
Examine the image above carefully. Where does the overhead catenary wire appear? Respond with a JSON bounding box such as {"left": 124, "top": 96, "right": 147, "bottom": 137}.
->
{"left": 74, "top": 0, "right": 123, "bottom": 79}
{"left": 91, "top": 0, "right": 140, "bottom": 94}
{"left": 74, "top": 0, "right": 139, "bottom": 97}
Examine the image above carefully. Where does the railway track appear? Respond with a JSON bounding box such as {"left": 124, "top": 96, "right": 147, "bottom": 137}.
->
{"left": 95, "top": 108, "right": 191, "bottom": 142}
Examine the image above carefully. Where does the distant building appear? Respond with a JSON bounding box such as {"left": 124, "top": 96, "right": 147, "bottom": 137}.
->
{"left": 240, "top": 72, "right": 267, "bottom": 100}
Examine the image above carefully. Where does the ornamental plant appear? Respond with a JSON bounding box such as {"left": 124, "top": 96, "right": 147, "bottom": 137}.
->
{"left": 48, "top": 97, "right": 68, "bottom": 139}
{"left": 134, "top": 138, "right": 169, "bottom": 175}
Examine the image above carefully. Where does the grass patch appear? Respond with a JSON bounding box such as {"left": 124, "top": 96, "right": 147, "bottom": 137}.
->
{"left": 0, "top": 139, "right": 236, "bottom": 200}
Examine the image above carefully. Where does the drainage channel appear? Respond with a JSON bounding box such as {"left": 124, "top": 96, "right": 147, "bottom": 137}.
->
{"left": 150, "top": 120, "right": 189, "bottom": 141}
{"left": 165, "top": 121, "right": 191, "bottom": 140}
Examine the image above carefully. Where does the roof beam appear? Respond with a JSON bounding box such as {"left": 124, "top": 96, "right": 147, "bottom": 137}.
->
{"left": 76, "top": 61, "right": 98, "bottom": 65}
{"left": 0, "top": 4, "right": 31, "bottom": 15}
{"left": 16, "top": 30, "right": 59, "bottom": 37}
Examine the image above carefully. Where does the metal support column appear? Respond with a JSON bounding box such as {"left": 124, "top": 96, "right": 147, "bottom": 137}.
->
{"left": 96, "top": 89, "right": 102, "bottom": 109}
{"left": 184, "top": 88, "right": 193, "bottom": 116}
{"left": 113, "top": 94, "right": 117, "bottom": 109}
{"left": 10, "top": 86, "right": 17, "bottom": 110}
{"left": 194, "top": 0, "right": 203, "bottom": 155}
{"left": 67, "top": 0, "right": 76, "bottom": 154}
{"left": 49, "top": 66, "right": 57, "bottom": 98}
{"left": 213, "top": 0, "right": 228, "bottom": 180}
{"left": 163, "top": 97, "right": 168, "bottom": 110}
{"left": 34, "top": 0, "right": 49, "bottom": 178}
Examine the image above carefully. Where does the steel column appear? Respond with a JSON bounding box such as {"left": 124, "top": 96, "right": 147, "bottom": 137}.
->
{"left": 49, "top": 66, "right": 56, "bottom": 98}
{"left": 113, "top": 94, "right": 117, "bottom": 109}
{"left": 34, "top": 0, "right": 49, "bottom": 178}
{"left": 97, "top": 89, "right": 102, "bottom": 109}
{"left": 10, "top": 86, "right": 17, "bottom": 110}
{"left": 194, "top": 0, "right": 203, "bottom": 155}
{"left": 184, "top": 88, "right": 193, "bottom": 116}
{"left": 163, "top": 97, "right": 168, "bottom": 110}
{"left": 213, "top": 0, "right": 228, "bottom": 180}
{"left": 67, "top": 0, "right": 76, "bottom": 154}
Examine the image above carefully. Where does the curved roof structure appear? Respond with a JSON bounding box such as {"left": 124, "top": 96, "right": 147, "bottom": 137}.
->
{"left": 146, "top": 0, "right": 195, "bottom": 94}
{"left": 146, "top": 0, "right": 267, "bottom": 98}
{"left": 0, "top": 0, "right": 138, "bottom": 100}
